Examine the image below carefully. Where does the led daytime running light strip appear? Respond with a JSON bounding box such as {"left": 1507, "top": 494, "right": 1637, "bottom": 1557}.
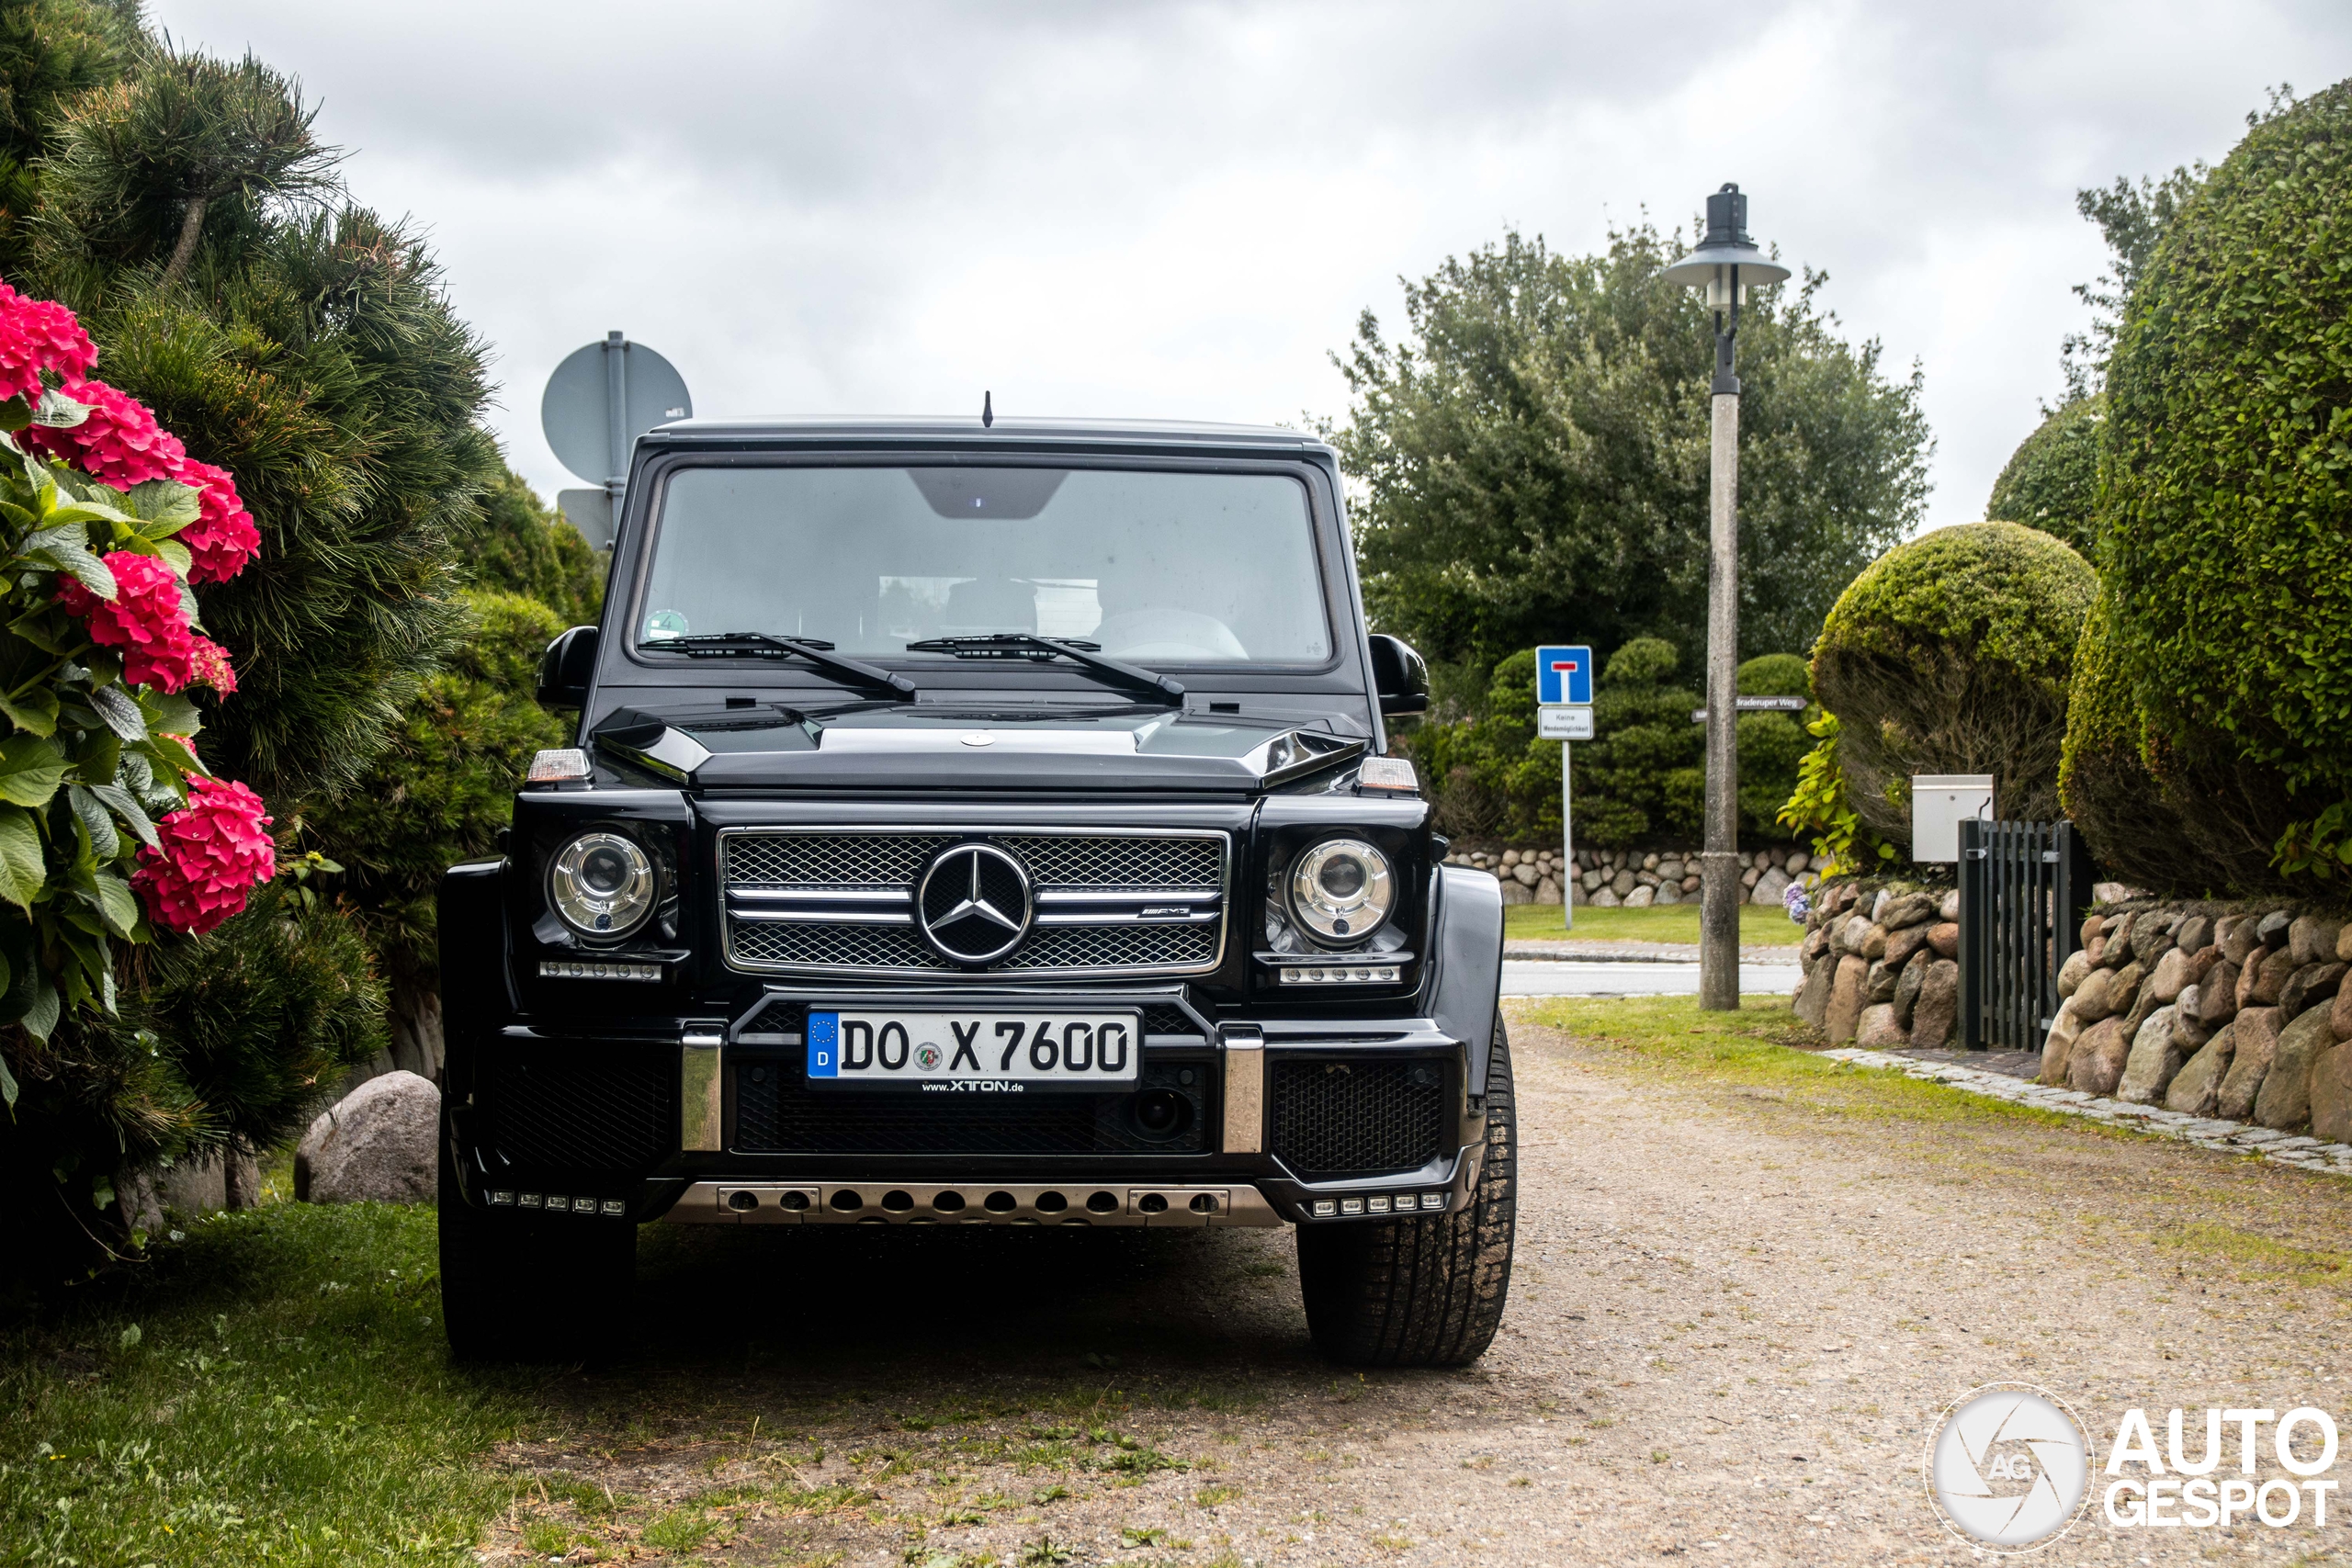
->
{"left": 539, "top": 959, "right": 662, "bottom": 982}
{"left": 1308, "top": 1191, "right": 1450, "bottom": 1217}
{"left": 1279, "top": 964, "right": 1401, "bottom": 985}
{"left": 485, "top": 1190, "right": 628, "bottom": 1215}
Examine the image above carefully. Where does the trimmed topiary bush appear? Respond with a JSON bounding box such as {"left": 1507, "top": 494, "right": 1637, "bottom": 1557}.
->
{"left": 1986, "top": 395, "right": 2102, "bottom": 556}
{"left": 1730, "top": 654, "right": 1814, "bottom": 838}
{"left": 2101, "top": 82, "right": 2352, "bottom": 889}
{"left": 1811, "top": 523, "right": 2095, "bottom": 843}
{"left": 1413, "top": 638, "right": 1814, "bottom": 848}
{"left": 1736, "top": 652, "right": 1811, "bottom": 699}
{"left": 463, "top": 464, "right": 604, "bottom": 627}
{"left": 2058, "top": 588, "right": 2200, "bottom": 892}
{"left": 1574, "top": 637, "right": 1702, "bottom": 845}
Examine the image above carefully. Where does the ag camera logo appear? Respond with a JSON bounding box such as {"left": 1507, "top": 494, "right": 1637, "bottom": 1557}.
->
{"left": 1924, "top": 1383, "right": 2091, "bottom": 1551}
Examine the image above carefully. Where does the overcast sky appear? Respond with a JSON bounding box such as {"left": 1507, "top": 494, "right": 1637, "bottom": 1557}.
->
{"left": 147, "top": 1, "right": 2352, "bottom": 532}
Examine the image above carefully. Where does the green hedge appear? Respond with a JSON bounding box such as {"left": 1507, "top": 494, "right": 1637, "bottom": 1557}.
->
{"left": 1812, "top": 523, "right": 2095, "bottom": 842}
{"left": 1412, "top": 639, "right": 1805, "bottom": 846}
{"left": 2058, "top": 588, "right": 2200, "bottom": 892}
{"left": 2099, "top": 81, "right": 2352, "bottom": 888}
{"left": 316, "top": 589, "right": 569, "bottom": 998}
{"left": 1986, "top": 395, "right": 2102, "bottom": 556}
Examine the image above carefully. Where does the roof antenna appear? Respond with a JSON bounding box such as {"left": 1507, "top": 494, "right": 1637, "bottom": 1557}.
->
{"left": 981, "top": 390, "right": 994, "bottom": 428}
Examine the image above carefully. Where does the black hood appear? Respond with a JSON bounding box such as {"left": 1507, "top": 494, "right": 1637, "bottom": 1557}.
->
{"left": 591, "top": 702, "right": 1368, "bottom": 794}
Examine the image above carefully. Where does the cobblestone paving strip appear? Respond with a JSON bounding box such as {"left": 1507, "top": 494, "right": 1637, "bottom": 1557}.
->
{"left": 1822, "top": 1046, "right": 2352, "bottom": 1178}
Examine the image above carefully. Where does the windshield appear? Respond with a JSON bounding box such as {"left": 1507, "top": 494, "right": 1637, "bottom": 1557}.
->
{"left": 636, "top": 466, "right": 1332, "bottom": 665}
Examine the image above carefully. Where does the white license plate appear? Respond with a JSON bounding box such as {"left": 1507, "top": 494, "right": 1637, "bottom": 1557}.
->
{"left": 804, "top": 1009, "right": 1141, "bottom": 1092}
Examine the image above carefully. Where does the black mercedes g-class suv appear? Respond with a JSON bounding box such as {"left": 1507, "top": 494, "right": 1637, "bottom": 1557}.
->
{"left": 436, "top": 418, "right": 1512, "bottom": 1366}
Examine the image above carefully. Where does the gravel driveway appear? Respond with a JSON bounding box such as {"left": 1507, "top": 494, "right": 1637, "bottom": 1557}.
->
{"left": 481, "top": 1000, "right": 2352, "bottom": 1566}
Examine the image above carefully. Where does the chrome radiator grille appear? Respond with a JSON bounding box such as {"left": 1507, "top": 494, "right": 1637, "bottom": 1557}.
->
{"left": 719, "top": 829, "right": 1228, "bottom": 978}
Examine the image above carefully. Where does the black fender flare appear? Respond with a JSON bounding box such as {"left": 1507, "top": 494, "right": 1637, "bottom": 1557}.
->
{"left": 1427, "top": 864, "right": 1504, "bottom": 1089}
{"left": 435, "top": 858, "right": 512, "bottom": 1186}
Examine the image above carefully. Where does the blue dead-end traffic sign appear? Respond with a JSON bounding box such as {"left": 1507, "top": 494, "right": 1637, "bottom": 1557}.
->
{"left": 1535, "top": 645, "right": 1592, "bottom": 706}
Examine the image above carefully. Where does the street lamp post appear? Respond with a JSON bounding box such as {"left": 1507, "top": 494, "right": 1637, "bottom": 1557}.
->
{"left": 1663, "top": 185, "right": 1791, "bottom": 1011}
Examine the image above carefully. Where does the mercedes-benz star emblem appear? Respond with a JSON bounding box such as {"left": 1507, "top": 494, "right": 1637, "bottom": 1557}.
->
{"left": 915, "top": 841, "right": 1034, "bottom": 964}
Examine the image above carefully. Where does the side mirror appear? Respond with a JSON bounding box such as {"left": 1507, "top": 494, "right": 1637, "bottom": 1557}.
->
{"left": 1367, "top": 633, "right": 1429, "bottom": 717}
{"left": 537, "top": 625, "right": 600, "bottom": 709}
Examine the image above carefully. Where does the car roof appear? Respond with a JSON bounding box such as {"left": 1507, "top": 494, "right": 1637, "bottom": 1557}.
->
{"left": 639, "top": 416, "right": 1328, "bottom": 458}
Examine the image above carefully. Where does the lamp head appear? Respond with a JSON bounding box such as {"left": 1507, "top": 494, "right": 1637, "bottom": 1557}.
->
{"left": 1663, "top": 182, "right": 1792, "bottom": 305}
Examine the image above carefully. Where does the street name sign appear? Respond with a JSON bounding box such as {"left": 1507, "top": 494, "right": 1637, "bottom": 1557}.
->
{"left": 1690, "top": 695, "right": 1810, "bottom": 722}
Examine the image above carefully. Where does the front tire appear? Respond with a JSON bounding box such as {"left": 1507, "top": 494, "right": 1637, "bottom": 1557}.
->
{"left": 438, "top": 1138, "right": 636, "bottom": 1363}
{"left": 1296, "top": 1017, "right": 1517, "bottom": 1367}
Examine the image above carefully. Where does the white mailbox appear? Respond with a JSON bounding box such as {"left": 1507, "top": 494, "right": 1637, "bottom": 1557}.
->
{"left": 1912, "top": 774, "right": 1995, "bottom": 863}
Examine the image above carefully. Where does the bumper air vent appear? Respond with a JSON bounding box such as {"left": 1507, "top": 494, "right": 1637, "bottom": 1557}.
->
{"left": 485, "top": 1045, "right": 674, "bottom": 1174}
{"left": 1270, "top": 1058, "right": 1448, "bottom": 1180}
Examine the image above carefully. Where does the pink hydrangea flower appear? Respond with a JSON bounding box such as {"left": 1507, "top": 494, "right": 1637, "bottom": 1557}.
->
{"left": 21, "top": 378, "right": 187, "bottom": 489}
{"left": 0, "top": 280, "right": 96, "bottom": 406}
{"left": 132, "top": 775, "right": 276, "bottom": 935}
{"left": 187, "top": 637, "right": 237, "bottom": 695}
{"left": 55, "top": 551, "right": 198, "bottom": 693}
{"left": 167, "top": 457, "right": 260, "bottom": 582}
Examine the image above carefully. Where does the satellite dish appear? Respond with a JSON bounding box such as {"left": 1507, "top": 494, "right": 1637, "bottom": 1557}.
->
{"left": 541, "top": 333, "right": 692, "bottom": 547}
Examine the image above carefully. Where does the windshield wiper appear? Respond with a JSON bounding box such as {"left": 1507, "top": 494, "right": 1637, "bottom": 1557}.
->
{"left": 651, "top": 632, "right": 916, "bottom": 698}
{"left": 904, "top": 633, "right": 1184, "bottom": 704}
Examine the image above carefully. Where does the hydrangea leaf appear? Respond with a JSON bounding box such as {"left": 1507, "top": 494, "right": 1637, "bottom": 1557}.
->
{"left": 122, "top": 479, "right": 198, "bottom": 534}
{"left": 22, "top": 525, "right": 115, "bottom": 599}
{"left": 66, "top": 784, "right": 119, "bottom": 862}
{"left": 140, "top": 691, "right": 201, "bottom": 740}
{"left": 0, "top": 804, "right": 44, "bottom": 910}
{"left": 0, "top": 687, "right": 59, "bottom": 739}
{"left": 0, "top": 734, "right": 67, "bottom": 807}
{"left": 31, "top": 386, "right": 89, "bottom": 430}
{"left": 86, "top": 684, "right": 145, "bottom": 742}
{"left": 83, "top": 870, "right": 137, "bottom": 940}
{"left": 85, "top": 782, "right": 156, "bottom": 850}
{"left": 17, "top": 968, "right": 57, "bottom": 1043}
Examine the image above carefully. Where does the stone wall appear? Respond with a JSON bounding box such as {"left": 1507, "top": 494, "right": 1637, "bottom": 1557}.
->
{"left": 1442, "top": 841, "right": 1813, "bottom": 908}
{"left": 1791, "top": 880, "right": 1963, "bottom": 1049}
{"left": 2040, "top": 907, "right": 2352, "bottom": 1139}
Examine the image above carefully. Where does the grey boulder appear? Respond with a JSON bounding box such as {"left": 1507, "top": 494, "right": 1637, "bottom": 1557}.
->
{"left": 297, "top": 1070, "right": 439, "bottom": 1205}
{"left": 1911, "top": 959, "right": 1961, "bottom": 1049}
{"left": 2116, "top": 1006, "right": 2186, "bottom": 1105}
{"left": 2290, "top": 915, "right": 2343, "bottom": 968}
{"left": 2165, "top": 1021, "right": 2236, "bottom": 1118}
{"left": 2218, "top": 1008, "right": 2283, "bottom": 1122}
{"left": 2253, "top": 1003, "right": 2340, "bottom": 1132}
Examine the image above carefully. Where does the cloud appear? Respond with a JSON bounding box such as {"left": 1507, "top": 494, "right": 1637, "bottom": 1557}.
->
{"left": 151, "top": 0, "right": 2352, "bottom": 542}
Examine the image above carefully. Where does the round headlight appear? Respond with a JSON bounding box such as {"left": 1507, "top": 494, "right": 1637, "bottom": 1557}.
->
{"left": 549, "top": 831, "right": 656, "bottom": 939}
{"left": 1287, "top": 838, "right": 1395, "bottom": 945}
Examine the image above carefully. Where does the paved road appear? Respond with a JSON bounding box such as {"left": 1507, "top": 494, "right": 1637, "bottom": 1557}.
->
{"left": 476, "top": 1003, "right": 2352, "bottom": 1565}
{"left": 1503, "top": 958, "right": 1804, "bottom": 996}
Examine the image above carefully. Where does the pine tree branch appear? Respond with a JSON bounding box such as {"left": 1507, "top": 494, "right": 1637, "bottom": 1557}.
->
{"left": 160, "top": 193, "right": 207, "bottom": 284}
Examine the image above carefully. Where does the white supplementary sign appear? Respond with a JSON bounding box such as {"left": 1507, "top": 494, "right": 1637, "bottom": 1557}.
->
{"left": 1537, "top": 706, "right": 1594, "bottom": 740}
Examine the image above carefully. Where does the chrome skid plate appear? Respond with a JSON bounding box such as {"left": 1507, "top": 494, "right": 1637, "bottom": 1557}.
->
{"left": 664, "top": 1179, "right": 1280, "bottom": 1227}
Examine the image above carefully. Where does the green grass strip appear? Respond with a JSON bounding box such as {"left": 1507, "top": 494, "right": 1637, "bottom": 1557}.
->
{"left": 1, "top": 1201, "right": 536, "bottom": 1567}
{"left": 1513, "top": 995, "right": 2083, "bottom": 1130}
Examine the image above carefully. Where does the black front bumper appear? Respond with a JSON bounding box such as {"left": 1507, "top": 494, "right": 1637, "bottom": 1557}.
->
{"left": 438, "top": 860, "right": 1505, "bottom": 1230}
{"left": 442, "top": 990, "right": 1484, "bottom": 1229}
